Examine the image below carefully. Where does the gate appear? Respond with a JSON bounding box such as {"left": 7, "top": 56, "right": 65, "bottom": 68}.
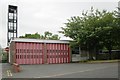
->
{"left": 15, "top": 42, "right": 44, "bottom": 64}
{"left": 46, "top": 43, "right": 70, "bottom": 64}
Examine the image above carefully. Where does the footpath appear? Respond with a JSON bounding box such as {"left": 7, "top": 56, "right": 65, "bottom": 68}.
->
{"left": 82, "top": 60, "right": 119, "bottom": 64}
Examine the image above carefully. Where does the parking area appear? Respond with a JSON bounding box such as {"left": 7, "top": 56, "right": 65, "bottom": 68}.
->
{"left": 2, "top": 62, "right": 118, "bottom": 78}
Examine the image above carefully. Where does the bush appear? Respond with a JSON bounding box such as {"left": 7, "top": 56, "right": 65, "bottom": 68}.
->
{"left": 79, "top": 60, "right": 88, "bottom": 63}
{"left": 2, "top": 60, "right": 7, "bottom": 63}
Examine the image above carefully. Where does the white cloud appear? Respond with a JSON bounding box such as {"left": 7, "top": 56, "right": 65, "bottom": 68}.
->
{"left": 16, "top": 0, "right": 120, "bottom": 2}
{"left": 0, "top": 0, "right": 119, "bottom": 48}
{"left": 34, "top": 3, "right": 57, "bottom": 19}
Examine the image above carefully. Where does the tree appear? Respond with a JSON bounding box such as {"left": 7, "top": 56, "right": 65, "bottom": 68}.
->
{"left": 44, "top": 31, "right": 52, "bottom": 39}
{"left": 19, "top": 31, "right": 60, "bottom": 40}
{"left": 19, "top": 32, "right": 40, "bottom": 39}
{"left": 98, "top": 12, "right": 120, "bottom": 59}
{"left": 60, "top": 7, "right": 120, "bottom": 60}
{"left": 50, "top": 34, "right": 60, "bottom": 40}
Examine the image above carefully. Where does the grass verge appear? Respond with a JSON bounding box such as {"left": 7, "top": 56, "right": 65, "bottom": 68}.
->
{"left": 79, "top": 59, "right": 119, "bottom": 63}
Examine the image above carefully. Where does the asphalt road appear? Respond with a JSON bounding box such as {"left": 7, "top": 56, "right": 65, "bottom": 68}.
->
{"left": 2, "top": 63, "right": 118, "bottom": 78}
{"left": 0, "top": 63, "right": 2, "bottom": 79}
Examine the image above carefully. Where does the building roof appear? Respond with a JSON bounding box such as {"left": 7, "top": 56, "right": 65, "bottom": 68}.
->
{"left": 10, "top": 38, "right": 70, "bottom": 44}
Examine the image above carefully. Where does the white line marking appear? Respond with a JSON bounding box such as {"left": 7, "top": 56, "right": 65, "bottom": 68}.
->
{"left": 41, "top": 65, "right": 117, "bottom": 78}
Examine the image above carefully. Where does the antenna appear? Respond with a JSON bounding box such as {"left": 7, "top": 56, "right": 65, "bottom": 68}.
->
{"left": 7, "top": 5, "right": 18, "bottom": 46}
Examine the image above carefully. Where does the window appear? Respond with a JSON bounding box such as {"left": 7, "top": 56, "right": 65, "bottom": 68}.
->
{"left": 16, "top": 55, "right": 18, "bottom": 59}
{"left": 24, "top": 49, "right": 26, "bottom": 53}
{"left": 24, "top": 55, "right": 26, "bottom": 58}
{"left": 20, "top": 55, "right": 22, "bottom": 59}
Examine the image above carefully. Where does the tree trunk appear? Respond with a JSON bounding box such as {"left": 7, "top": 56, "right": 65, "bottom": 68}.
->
{"left": 95, "top": 46, "right": 99, "bottom": 60}
{"left": 89, "top": 49, "right": 93, "bottom": 60}
{"left": 109, "top": 49, "right": 112, "bottom": 60}
{"left": 95, "top": 49, "right": 98, "bottom": 60}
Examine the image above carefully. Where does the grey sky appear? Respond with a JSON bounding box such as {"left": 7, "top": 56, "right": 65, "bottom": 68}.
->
{"left": 0, "top": 0, "right": 119, "bottom": 48}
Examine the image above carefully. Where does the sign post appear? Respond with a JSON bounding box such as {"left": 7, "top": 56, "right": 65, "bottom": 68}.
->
{"left": 5, "top": 47, "right": 9, "bottom": 62}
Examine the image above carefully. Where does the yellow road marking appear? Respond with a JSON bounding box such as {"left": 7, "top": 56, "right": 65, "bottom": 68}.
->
{"left": 8, "top": 70, "right": 12, "bottom": 76}
{"left": 7, "top": 70, "right": 10, "bottom": 76}
{"left": 7, "top": 70, "right": 12, "bottom": 77}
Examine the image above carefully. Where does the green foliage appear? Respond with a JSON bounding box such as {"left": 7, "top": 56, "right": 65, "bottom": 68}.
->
{"left": 0, "top": 48, "right": 7, "bottom": 62}
{"left": 50, "top": 34, "right": 60, "bottom": 40}
{"left": 2, "top": 52, "right": 7, "bottom": 60}
{"left": 20, "top": 32, "right": 40, "bottom": 39}
{"left": 60, "top": 7, "right": 120, "bottom": 60}
{"left": 19, "top": 31, "right": 60, "bottom": 40}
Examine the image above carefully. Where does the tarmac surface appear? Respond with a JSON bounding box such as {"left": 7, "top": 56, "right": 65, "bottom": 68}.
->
{"left": 2, "top": 62, "right": 119, "bottom": 78}
{"left": 0, "top": 63, "right": 2, "bottom": 79}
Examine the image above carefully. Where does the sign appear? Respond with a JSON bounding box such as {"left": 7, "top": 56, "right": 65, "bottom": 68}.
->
{"left": 5, "top": 47, "right": 9, "bottom": 52}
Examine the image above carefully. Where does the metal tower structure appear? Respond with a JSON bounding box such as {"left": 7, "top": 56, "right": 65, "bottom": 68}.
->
{"left": 118, "top": 1, "right": 120, "bottom": 18}
{"left": 7, "top": 5, "right": 18, "bottom": 46}
{"left": 118, "top": 1, "right": 120, "bottom": 8}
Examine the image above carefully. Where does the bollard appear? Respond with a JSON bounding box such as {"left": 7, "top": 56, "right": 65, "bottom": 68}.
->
{"left": 13, "top": 63, "right": 21, "bottom": 72}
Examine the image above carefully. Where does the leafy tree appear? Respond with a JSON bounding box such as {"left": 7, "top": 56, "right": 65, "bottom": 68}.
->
{"left": 50, "top": 34, "right": 60, "bottom": 40}
{"left": 19, "top": 32, "right": 40, "bottom": 39}
{"left": 60, "top": 7, "right": 120, "bottom": 60}
{"left": 19, "top": 31, "right": 60, "bottom": 40}
{"left": 44, "top": 31, "right": 52, "bottom": 39}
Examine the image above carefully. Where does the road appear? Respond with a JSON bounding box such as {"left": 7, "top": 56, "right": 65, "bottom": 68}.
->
{"left": 2, "top": 63, "right": 118, "bottom": 78}
{"left": 0, "top": 63, "right": 2, "bottom": 79}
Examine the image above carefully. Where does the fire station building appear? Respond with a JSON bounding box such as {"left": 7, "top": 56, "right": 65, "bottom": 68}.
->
{"left": 9, "top": 38, "right": 71, "bottom": 64}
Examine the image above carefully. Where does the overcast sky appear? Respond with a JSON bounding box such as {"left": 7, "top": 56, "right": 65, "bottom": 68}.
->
{"left": 0, "top": 0, "right": 119, "bottom": 48}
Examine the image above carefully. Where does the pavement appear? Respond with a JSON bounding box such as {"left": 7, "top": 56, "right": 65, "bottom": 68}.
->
{"left": 86, "top": 60, "right": 119, "bottom": 63}
{"left": 1, "top": 62, "right": 119, "bottom": 78}
{"left": 2, "top": 63, "right": 13, "bottom": 78}
{"left": 0, "top": 63, "right": 2, "bottom": 79}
